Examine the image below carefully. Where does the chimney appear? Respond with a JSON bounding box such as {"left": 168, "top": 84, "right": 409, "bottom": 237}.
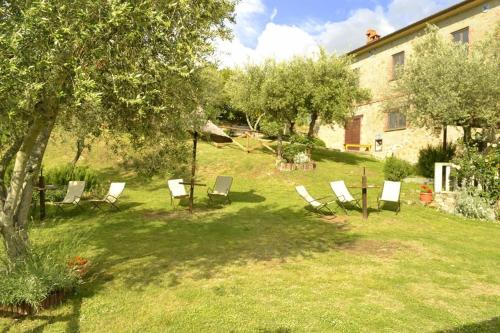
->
{"left": 366, "top": 29, "right": 380, "bottom": 44}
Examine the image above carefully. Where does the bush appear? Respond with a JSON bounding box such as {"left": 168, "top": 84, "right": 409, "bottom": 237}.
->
{"left": 44, "top": 164, "right": 101, "bottom": 192}
{"left": 259, "top": 119, "right": 281, "bottom": 138}
{"left": 453, "top": 143, "right": 500, "bottom": 204}
{"left": 416, "top": 144, "right": 455, "bottom": 178}
{"left": 455, "top": 190, "right": 496, "bottom": 221}
{"left": 281, "top": 144, "right": 307, "bottom": 163}
{"left": 289, "top": 134, "right": 326, "bottom": 147}
{"left": 0, "top": 241, "right": 83, "bottom": 310}
{"left": 383, "top": 156, "right": 414, "bottom": 181}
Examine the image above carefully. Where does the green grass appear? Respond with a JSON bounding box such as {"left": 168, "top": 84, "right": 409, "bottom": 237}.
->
{"left": 1, "top": 137, "right": 499, "bottom": 332}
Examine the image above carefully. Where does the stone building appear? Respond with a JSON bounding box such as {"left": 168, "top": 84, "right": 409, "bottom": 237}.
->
{"left": 318, "top": 0, "right": 500, "bottom": 163}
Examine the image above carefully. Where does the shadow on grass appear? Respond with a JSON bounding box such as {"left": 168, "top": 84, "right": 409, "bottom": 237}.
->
{"left": 84, "top": 204, "right": 360, "bottom": 291}
{"left": 435, "top": 316, "right": 500, "bottom": 333}
{"left": 311, "top": 147, "right": 375, "bottom": 165}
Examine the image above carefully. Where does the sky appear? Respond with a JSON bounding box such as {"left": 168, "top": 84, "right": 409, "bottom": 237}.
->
{"left": 214, "top": 0, "right": 462, "bottom": 67}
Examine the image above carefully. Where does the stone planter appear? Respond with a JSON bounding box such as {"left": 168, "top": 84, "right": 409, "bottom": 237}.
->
{"left": 419, "top": 192, "right": 433, "bottom": 204}
{"left": 278, "top": 162, "right": 316, "bottom": 172}
{"left": 0, "top": 288, "right": 71, "bottom": 317}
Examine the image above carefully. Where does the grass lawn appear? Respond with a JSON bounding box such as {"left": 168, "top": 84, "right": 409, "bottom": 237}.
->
{"left": 1, "top": 136, "right": 499, "bottom": 332}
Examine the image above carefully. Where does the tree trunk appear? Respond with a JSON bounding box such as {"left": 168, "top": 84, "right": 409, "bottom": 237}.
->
{"left": 289, "top": 121, "right": 295, "bottom": 135}
{"left": 0, "top": 101, "right": 57, "bottom": 262}
{"left": 442, "top": 126, "right": 447, "bottom": 151}
{"left": 245, "top": 114, "right": 255, "bottom": 131}
{"left": 463, "top": 126, "right": 472, "bottom": 145}
{"left": 0, "top": 138, "right": 23, "bottom": 208}
{"left": 72, "top": 136, "right": 85, "bottom": 166}
{"left": 307, "top": 111, "right": 318, "bottom": 138}
{"left": 15, "top": 121, "right": 55, "bottom": 232}
{"left": 277, "top": 132, "right": 283, "bottom": 160}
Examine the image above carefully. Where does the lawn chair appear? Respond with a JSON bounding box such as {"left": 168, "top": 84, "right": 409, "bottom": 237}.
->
{"left": 207, "top": 176, "right": 233, "bottom": 204}
{"left": 53, "top": 181, "right": 86, "bottom": 212}
{"left": 330, "top": 180, "right": 360, "bottom": 214}
{"left": 378, "top": 181, "right": 402, "bottom": 214}
{"left": 167, "top": 179, "right": 189, "bottom": 208}
{"left": 295, "top": 185, "right": 336, "bottom": 215}
{"left": 90, "top": 182, "right": 126, "bottom": 210}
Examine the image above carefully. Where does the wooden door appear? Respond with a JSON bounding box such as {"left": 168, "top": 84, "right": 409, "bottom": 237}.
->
{"left": 344, "top": 116, "right": 362, "bottom": 151}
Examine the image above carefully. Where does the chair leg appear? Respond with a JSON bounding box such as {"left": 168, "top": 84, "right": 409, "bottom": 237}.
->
{"left": 337, "top": 201, "right": 348, "bottom": 215}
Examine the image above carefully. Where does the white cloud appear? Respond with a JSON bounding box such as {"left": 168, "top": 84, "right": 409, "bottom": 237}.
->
{"left": 317, "top": 6, "right": 395, "bottom": 55}
{"left": 270, "top": 8, "right": 278, "bottom": 21}
{"left": 216, "top": 0, "right": 460, "bottom": 67}
{"left": 232, "top": 0, "right": 266, "bottom": 44}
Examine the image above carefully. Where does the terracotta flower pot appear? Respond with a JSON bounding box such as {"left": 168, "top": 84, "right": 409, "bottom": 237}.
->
{"left": 419, "top": 192, "right": 433, "bottom": 204}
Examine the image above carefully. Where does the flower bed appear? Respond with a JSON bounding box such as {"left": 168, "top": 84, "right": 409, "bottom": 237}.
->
{"left": 0, "top": 288, "right": 72, "bottom": 317}
{"left": 278, "top": 161, "right": 316, "bottom": 171}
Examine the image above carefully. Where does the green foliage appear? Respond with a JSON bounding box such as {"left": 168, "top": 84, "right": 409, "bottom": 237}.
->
{"left": 416, "top": 144, "right": 456, "bottom": 178}
{"left": 455, "top": 190, "right": 496, "bottom": 221}
{"left": 453, "top": 142, "right": 500, "bottom": 204}
{"left": 225, "top": 49, "right": 369, "bottom": 136}
{"left": 289, "top": 134, "right": 326, "bottom": 147}
{"left": 259, "top": 118, "right": 282, "bottom": 138}
{"left": 44, "top": 164, "right": 101, "bottom": 192}
{"left": 281, "top": 144, "right": 308, "bottom": 163}
{"left": 383, "top": 156, "right": 414, "bottom": 181}
{"left": 0, "top": 240, "right": 82, "bottom": 309}
{"left": 390, "top": 25, "right": 499, "bottom": 139}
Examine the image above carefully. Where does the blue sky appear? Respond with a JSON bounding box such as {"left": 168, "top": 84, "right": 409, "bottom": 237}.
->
{"left": 215, "top": 0, "right": 461, "bottom": 67}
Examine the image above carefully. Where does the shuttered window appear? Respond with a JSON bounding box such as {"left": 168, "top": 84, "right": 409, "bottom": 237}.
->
{"left": 386, "top": 111, "right": 406, "bottom": 131}
{"left": 391, "top": 51, "right": 405, "bottom": 80}
{"left": 452, "top": 27, "right": 469, "bottom": 44}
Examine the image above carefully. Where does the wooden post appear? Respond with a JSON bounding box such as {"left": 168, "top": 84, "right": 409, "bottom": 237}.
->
{"left": 189, "top": 131, "right": 198, "bottom": 213}
{"left": 362, "top": 167, "right": 368, "bottom": 220}
{"left": 39, "top": 168, "right": 46, "bottom": 221}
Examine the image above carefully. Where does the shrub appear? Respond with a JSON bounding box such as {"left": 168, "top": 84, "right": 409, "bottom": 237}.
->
{"left": 383, "top": 156, "right": 414, "bottom": 181}
{"left": 0, "top": 241, "right": 83, "bottom": 310}
{"left": 453, "top": 143, "right": 500, "bottom": 204}
{"left": 281, "top": 144, "right": 307, "bottom": 163}
{"left": 44, "top": 164, "right": 101, "bottom": 192}
{"left": 259, "top": 119, "right": 281, "bottom": 138}
{"left": 289, "top": 134, "right": 326, "bottom": 148}
{"left": 416, "top": 144, "right": 455, "bottom": 178}
{"left": 455, "top": 190, "right": 496, "bottom": 221}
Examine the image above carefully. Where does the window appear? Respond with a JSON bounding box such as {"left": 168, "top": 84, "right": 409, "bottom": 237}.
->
{"left": 391, "top": 51, "right": 405, "bottom": 80}
{"left": 386, "top": 111, "right": 406, "bottom": 131}
{"left": 451, "top": 27, "right": 469, "bottom": 44}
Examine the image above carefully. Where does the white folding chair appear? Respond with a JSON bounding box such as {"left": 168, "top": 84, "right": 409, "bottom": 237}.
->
{"left": 330, "top": 180, "right": 360, "bottom": 214}
{"left": 167, "top": 179, "right": 189, "bottom": 208}
{"left": 296, "top": 185, "right": 336, "bottom": 215}
{"left": 378, "top": 181, "right": 402, "bottom": 214}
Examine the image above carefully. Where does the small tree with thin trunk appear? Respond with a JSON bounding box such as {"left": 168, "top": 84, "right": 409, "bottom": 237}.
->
{"left": 303, "top": 49, "right": 370, "bottom": 138}
{"left": 389, "top": 25, "right": 499, "bottom": 145}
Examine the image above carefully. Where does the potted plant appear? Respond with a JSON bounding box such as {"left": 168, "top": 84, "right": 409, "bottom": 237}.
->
{"left": 419, "top": 185, "right": 433, "bottom": 204}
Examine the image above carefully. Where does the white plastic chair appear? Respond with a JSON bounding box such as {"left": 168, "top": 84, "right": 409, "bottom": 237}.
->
{"left": 90, "top": 182, "right": 126, "bottom": 210}
{"left": 167, "top": 179, "right": 189, "bottom": 208}
{"left": 296, "top": 185, "right": 336, "bottom": 215}
{"left": 330, "top": 180, "right": 360, "bottom": 214}
{"left": 378, "top": 181, "right": 402, "bottom": 213}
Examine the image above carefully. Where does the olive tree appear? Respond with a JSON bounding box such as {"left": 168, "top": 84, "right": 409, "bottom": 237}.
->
{"left": 391, "top": 25, "right": 499, "bottom": 145}
{"left": 0, "top": 0, "right": 234, "bottom": 262}
{"left": 303, "top": 49, "right": 370, "bottom": 138}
